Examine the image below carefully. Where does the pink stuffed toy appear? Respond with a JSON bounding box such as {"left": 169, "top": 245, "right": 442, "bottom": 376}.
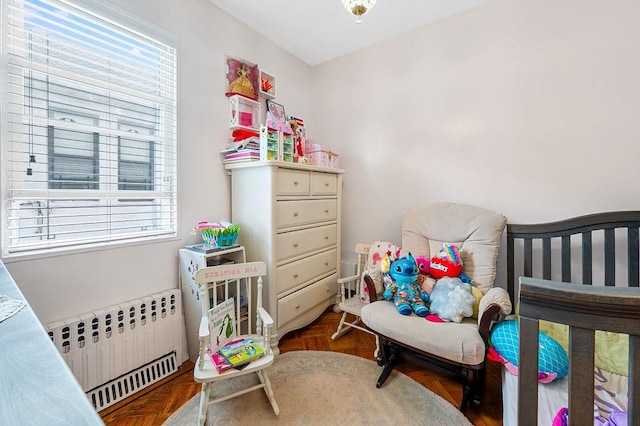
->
{"left": 415, "top": 254, "right": 436, "bottom": 294}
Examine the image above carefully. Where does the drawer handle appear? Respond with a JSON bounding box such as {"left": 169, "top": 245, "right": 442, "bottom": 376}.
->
{"left": 294, "top": 212, "right": 299, "bottom": 217}
{"left": 294, "top": 273, "right": 299, "bottom": 278}
{"left": 293, "top": 180, "right": 299, "bottom": 186}
{"left": 324, "top": 182, "right": 329, "bottom": 187}
{"left": 295, "top": 304, "right": 300, "bottom": 309}
{"left": 293, "top": 242, "right": 299, "bottom": 248}
{"left": 324, "top": 261, "right": 329, "bottom": 266}
{"left": 324, "top": 235, "right": 329, "bottom": 240}
{"left": 324, "top": 209, "right": 329, "bottom": 213}
{"left": 326, "top": 287, "right": 330, "bottom": 293}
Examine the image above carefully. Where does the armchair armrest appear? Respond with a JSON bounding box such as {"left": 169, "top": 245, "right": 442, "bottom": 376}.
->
{"left": 198, "top": 316, "right": 210, "bottom": 370}
{"left": 337, "top": 273, "right": 358, "bottom": 285}
{"left": 199, "top": 316, "right": 210, "bottom": 339}
{"left": 478, "top": 303, "right": 502, "bottom": 344}
{"left": 257, "top": 306, "right": 274, "bottom": 355}
{"left": 363, "top": 274, "right": 379, "bottom": 302}
{"left": 257, "top": 306, "right": 274, "bottom": 327}
{"left": 477, "top": 287, "right": 513, "bottom": 344}
{"left": 337, "top": 273, "right": 359, "bottom": 303}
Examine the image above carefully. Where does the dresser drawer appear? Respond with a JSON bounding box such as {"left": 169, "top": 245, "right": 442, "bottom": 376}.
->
{"left": 277, "top": 274, "right": 337, "bottom": 328}
{"left": 276, "top": 248, "right": 337, "bottom": 295}
{"left": 277, "top": 169, "right": 310, "bottom": 196}
{"left": 276, "top": 224, "right": 337, "bottom": 262}
{"left": 276, "top": 199, "right": 337, "bottom": 229}
{"left": 311, "top": 172, "right": 338, "bottom": 195}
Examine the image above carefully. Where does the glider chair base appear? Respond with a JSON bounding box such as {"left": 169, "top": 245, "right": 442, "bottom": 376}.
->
{"left": 371, "top": 310, "right": 498, "bottom": 412}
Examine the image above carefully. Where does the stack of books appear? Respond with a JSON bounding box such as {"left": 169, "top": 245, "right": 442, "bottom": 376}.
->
{"left": 221, "top": 137, "right": 261, "bottom": 163}
{"left": 209, "top": 338, "right": 265, "bottom": 372}
{"left": 207, "top": 298, "right": 265, "bottom": 373}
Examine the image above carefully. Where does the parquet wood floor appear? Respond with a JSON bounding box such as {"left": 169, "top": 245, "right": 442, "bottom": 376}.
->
{"left": 101, "top": 308, "right": 503, "bottom": 426}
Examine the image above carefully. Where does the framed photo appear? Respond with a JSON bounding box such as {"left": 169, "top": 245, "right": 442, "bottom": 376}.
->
{"left": 226, "top": 55, "right": 259, "bottom": 101}
{"left": 266, "top": 99, "right": 286, "bottom": 123}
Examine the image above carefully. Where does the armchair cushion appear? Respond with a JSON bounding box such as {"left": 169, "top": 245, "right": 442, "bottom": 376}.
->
{"left": 361, "top": 301, "right": 487, "bottom": 365}
{"left": 401, "top": 203, "right": 507, "bottom": 294}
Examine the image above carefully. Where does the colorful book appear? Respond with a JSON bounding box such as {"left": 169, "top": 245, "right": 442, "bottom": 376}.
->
{"left": 207, "top": 348, "right": 233, "bottom": 373}
{"left": 225, "top": 150, "right": 260, "bottom": 160}
{"left": 209, "top": 298, "right": 237, "bottom": 353}
{"left": 219, "top": 338, "right": 265, "bottom": 368}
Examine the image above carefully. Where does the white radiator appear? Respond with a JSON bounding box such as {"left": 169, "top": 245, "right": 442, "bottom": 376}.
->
{"left": 46, "top": 289, "right": 185, "bottom": 411}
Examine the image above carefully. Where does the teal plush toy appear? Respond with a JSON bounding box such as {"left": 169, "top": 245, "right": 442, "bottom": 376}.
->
{"left": 382, "top": 253, "right": 429, "bottom": 316}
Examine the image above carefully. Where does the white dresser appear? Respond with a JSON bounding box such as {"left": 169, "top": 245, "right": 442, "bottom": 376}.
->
{"left": 225, "top": 161, "right": 343, "bottom": 351}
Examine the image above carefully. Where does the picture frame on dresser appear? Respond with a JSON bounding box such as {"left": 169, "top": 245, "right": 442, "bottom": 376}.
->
{"left": 266, "top": 99, "right": 286, "bottom": 123}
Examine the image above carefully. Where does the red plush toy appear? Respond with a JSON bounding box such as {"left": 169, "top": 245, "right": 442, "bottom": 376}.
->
{"left": 429, "top": 243, "right": 463, "bottom": 279}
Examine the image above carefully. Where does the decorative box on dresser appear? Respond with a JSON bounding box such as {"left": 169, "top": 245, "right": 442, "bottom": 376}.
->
{"left": 225, "top": 161, "right": 343, "bottom": 353}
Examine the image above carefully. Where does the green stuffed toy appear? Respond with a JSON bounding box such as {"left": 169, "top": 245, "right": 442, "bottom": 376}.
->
{"left": 382, "top": 253, "right": 430, "bottom": 316}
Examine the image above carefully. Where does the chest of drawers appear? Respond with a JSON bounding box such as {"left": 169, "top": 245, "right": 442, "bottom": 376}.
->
{"left": 225, "top": 161, "right": 343, "bottom": 352}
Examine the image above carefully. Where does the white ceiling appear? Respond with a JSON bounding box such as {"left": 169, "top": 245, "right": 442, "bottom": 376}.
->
{"left": 208, "top": 0, "right": 494, "bottom": 66}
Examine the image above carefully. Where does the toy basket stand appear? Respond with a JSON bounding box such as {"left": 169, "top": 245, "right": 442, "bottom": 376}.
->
{"left": 199, "top": 226, "right": 240, "bottom": 249}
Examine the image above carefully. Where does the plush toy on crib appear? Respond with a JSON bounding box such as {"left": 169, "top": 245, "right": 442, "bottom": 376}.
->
{"left": 488, "top": 319, "right": 568, "bottom": 383}
{"left": 382, "top": 253, "right": 430, "bottom": 316}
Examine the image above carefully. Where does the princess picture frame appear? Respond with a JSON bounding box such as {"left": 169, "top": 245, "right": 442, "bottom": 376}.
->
{"left": 226, "top": 55, "right": 259, "bottom": 101}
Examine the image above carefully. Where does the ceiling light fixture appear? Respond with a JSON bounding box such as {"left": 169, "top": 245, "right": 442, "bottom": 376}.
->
{"left": 341, "top": 0, "right": 377, "bottom": 24}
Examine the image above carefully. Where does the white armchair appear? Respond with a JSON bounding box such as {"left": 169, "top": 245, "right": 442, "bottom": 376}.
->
{"left": 361, "top": 202, "right": 511, "bottom": 411}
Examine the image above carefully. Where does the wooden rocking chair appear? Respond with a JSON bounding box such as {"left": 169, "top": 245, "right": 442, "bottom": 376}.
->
{"left": 193, "top": 261, "right": 279, "bottom": 425}
{"left": 331, "top": 243, "right": 380, "bottom": 356}
{"left": 332, "top": 241, "right": 401, "bottom": 357}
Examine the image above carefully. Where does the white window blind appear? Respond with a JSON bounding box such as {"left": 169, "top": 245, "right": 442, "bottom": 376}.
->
{"left": 1, "top": 0, "right": 178, "bottom": 254}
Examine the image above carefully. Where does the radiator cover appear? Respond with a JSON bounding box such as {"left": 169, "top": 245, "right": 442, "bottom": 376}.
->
{"left": 46, "top": 289, "right": 185, "bottom": 411}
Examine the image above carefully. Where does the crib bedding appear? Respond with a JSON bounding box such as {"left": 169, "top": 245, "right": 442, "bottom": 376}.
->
{"left": 500, "top": 321, "right": 630, "bottom": 425}
{"left": 501, "top": 366, "right": 628, "bottom": 426}
{"left": 539, "top": 320, "right": 630, "bottom": 377}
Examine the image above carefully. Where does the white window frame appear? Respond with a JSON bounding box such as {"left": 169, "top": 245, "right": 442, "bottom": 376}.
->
{"left": 0, "top": 0, "right": 178, "bottom": 257}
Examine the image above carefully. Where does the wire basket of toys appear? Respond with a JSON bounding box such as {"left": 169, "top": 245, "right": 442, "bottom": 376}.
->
{"left": 195, "top": 221, "right": 241, "bottom": 248}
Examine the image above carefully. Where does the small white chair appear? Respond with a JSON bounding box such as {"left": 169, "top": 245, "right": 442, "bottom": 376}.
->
{"left": 331, "top": 242, "right": 399, "bottom": 357}
{"left": 193, "top": 261, "right": 279, "bottom": 425}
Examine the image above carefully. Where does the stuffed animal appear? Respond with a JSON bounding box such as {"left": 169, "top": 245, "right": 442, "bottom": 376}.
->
{"left": 415, "top": 254, "right": 430, "bottom": 276}
{"left": 380, "top": 251, "right": 395, "bottom": 290}
{"left": 382, "top": 253, "right": 429, "bottom": 316}
{"left": 359, "top": 243, "right": 401, "bottom": 303}
{"left": 428, "top": 276, "right": 476, "bottom": 322}
{"left": 415, "top": 254, "right": 436, "bottom": 295}
{"left": 488, "top": 319, "right": 568, "bottom": 383}
{"left": 429, "top": 243, "right": 463, "bottom": 279}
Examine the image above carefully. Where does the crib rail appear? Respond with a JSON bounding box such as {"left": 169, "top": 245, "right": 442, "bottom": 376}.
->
{"left": 518, "top": 277, "right": 640, "bottom": 426}
{"left": 507, "top": 211, "right": 640, "bottom": 303}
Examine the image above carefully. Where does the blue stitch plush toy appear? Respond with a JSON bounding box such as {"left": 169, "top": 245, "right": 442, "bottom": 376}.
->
{"left": 382, "top": 253, "right": 430, "bottom": 316}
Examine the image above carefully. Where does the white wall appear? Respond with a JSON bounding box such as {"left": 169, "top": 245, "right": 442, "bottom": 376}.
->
{"left": 6, "top": 0, "right": 640, "bottom": 322}
{"left": 311, "top": 0, "right": 640, "bottom": 286}
{"left": 3, "top": 0, "right": 313, "bottom": 324}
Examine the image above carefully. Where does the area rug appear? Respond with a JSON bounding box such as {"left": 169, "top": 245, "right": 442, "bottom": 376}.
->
{"left": 164, "top": 350, "right": 472, "bottom": 425}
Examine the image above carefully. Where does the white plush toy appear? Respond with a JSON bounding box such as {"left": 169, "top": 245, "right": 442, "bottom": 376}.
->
{"left": 429, "top": 277, "right": 476, "bottom": 323}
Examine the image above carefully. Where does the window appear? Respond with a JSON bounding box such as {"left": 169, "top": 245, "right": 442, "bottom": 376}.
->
{"left": 117, "top": 119, "right": 156, "bottom": 192}
{"left": 48, "top": 126, "right": 100, "bottom": 190}
{"left": 1, "top": 0, "right": 178, "bottom": 254}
